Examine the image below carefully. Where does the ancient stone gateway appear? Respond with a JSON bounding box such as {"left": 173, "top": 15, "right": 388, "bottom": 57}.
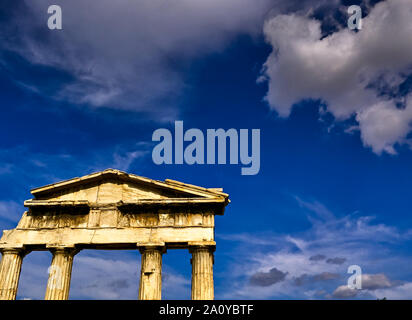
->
{"left": 0, "top": 169, "right": 229, "bottom": 300}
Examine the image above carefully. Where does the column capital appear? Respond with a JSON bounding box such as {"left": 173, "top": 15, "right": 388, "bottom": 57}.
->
{"left": 0, "top": 246, "right": 29, "bottom": 257}
{"left": 46, "top": 245, "right": 80, "bottom": 256}
{"left": 1, "top": 248, "right": 22, "bottom": 254}
{"left": 188, "top": 242, "right": 216, "bottom": 254}
{"left": 137, "top": 242, "right": 167, "bottom": 254}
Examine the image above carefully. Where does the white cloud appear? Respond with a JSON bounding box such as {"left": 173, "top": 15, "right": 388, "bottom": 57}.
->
{"left": 260, "top": 0, "right": 412, "bottom": 154}
{"left": 332, "top": 273, "right": 403, "bottom": 299}
{"left": 362, "top": 273, "right": 393, "bottom": 290}
{"left": 356, "top": 99, "right": 412, "bottom": 154}
{"left": 112, "top": 149, "right": 150, "bottom": 172}
{"left": 2, "top": 0, "right": 341, "bottom": 118}
{"left": 295, "top": 196, "right": 335, "bottom": 221}
{"left": 2, "top": 0, "right": 276, "bottom": 116}
{"left": 332, "top": 285, "right": 358, "bottom": 298}
{"left": 372, "top": 282, "right": 412, "bottom": 299}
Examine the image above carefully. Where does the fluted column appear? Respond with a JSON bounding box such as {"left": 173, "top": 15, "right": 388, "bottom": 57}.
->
{"left": 0, "top": 248, "right": 26, "bottom": 300}
{"left": 190, "top": 245, "right": 214, "bottom": 300}
{"left": 138, "top": 246, "right": 166, "bottom": 300}
{"left": 45, "top": 247, "right": 79, "bottom": 300}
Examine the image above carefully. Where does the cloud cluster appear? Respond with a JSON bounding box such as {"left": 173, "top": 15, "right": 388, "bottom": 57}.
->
{"left": 332, "top": 273, "right": 397, "bottom": 298}
{"left": 309, "top": 254, "right": 326, "bottom": 262}
{"left": 218, "top": 196, "right": 412, "bottom": 299}
{"left": 260, "top": 0, "right": 412, "bottom": 154}
{"left": 1, "top": 0, "right": 341, "bottom": 119}
{"left": 294, "top": 272, "right": 340, "bottom": 286}
{"left": 326, "top": 257, "right": 346, "bottom": 265}
{"left": 250, "top": 267, "right": 288, "bottom": 287}
{"left": 1, "top": 0, "right": 276, "bottom": 116}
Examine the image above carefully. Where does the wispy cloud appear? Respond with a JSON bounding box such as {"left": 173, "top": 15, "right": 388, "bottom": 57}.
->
{"left": 294, "top": 195, "right": 335, "bottom": 222}
{"left": 0, "top": 143, "right": 151, "bottom": 192}
{"left": 1, "top": 0, "right": 277, "bottom": 116}
{"left": 217, "top": 196, "right": 412, "bottom": 299}
{"left": 0, "top": 200, "right": 23, "bottom": 223}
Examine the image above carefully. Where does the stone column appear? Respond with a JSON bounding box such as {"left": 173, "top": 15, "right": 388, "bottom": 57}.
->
{"left": 0, "top": 248, "right": 26, "bottom": 300}
{"left": 190, "top": 245, "right": 215, "bottom": 300}
{"left": 45, "top": 247, "right": 79, "bottom": 300}
{"left": 138, "top": 245, "right": 166, "bottom": 300}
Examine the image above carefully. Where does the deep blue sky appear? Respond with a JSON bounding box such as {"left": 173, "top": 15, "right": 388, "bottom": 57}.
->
{"left": 1, "top": 0, "right": 412, "bottom": 299}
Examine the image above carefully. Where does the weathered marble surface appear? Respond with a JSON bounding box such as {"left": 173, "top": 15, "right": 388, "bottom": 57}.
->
{"left": 0, "top": 169, "right": 229, "bottom": 300}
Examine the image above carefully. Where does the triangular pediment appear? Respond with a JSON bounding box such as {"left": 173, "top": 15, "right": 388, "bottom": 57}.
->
{"left": 1, "top": 169, "right": 229, "bottom": 251}
{"left": 27, "top": 169, "right": 228, "bottom": 206}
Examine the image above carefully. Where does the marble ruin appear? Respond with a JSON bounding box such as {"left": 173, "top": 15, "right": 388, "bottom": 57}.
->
{"left": 0, "top": 169, "right": 229, "bottom": 300}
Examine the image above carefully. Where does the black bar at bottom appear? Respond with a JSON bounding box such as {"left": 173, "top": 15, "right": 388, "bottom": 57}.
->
{"left": 0, "top": 300, "right": 408, "bottom": 319}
